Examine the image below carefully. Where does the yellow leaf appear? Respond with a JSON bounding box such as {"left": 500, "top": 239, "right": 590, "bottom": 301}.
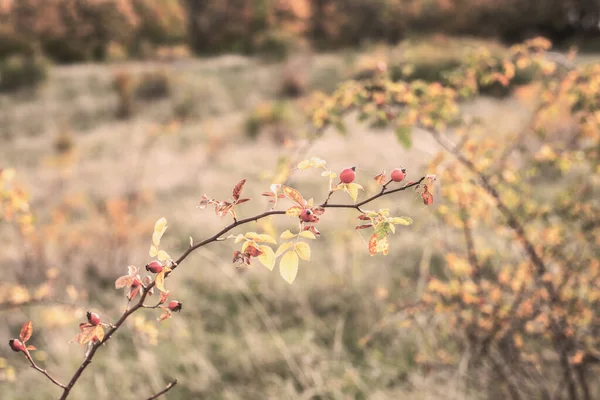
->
{"left": 285, "top": 206, "right": 303, "bottom": 216}
{"left": 298, "top": 230, "right": 316, "bottom": 240}
{"left": 282, "top": 186, "right": 305, "bottom": 207}
{"left": 280, "top": 251, "right": 299, "bottom": 284}
{"left": 152, "top": 217, "right": 168, "bottom": 246}
{"left": 295, "top": 242, "right": 311, "bottom": 261}
{"left": 275, "top": 242, "right": 294, "bottom": 257}
{"left": 297, "top": 160, "right": 311, "bottom": 170}
{"left": 157, "top": 250, "right": 171, "bottom": 262}
{"left": 257, "top": 233, "right": 277, "bottom": 244}
{"left": 345, "top": 183, "right": 364, "bottom": 202}
{"left": 155, "top": 270, "right": 167, "bottom": 292}
{"left": 149, "top": 245, "right": 158, "bottom": 257}
{"left": 235, "top": 234, "right": 246, "bottom": 243}
{"left": 94, "top": 326, "right": 105, "bottom": 343}
{"left": 280, "top": 230, "right": 297, "bottom": 240}
{"left": 258, "top": 245, "right": 275, "bottom": 271}
{"left": 20, "top": 321, "right": 33, "bottom": 343}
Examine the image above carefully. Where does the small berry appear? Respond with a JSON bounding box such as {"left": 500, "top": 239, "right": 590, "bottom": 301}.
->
{"left": 340, "top": 167, "right": 356, "bottom": 184}
{"left": 391, "top": 168, "right": 406, "bottom": 182}
{"left": 86, "top": 311, "right": 101, "bottom": 326}
{"left": 168, "top": 300, "right": 182, "bottom": 312}
{"left": 145, "top": 260, "right": 163, "bottom": 274}
{"left": 9, "top": 339, "right": 25, "bottom": 353}
{"left": 300, "top": 208, "right": 315, "bottom": 223}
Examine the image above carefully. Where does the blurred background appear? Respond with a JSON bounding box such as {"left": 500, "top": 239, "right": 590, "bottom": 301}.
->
{"left": 1, "top": 1, "right": 599, "bottom": 399}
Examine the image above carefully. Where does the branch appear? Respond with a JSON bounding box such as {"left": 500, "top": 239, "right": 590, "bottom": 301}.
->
{"left": 56, "top": 175, "right": 425, "bottom": 399}
{"left": 24, "top": 351, "right": 66, "bottom": 389}
{"left": 146, "top": 379, "right": 178, "bottom": 400}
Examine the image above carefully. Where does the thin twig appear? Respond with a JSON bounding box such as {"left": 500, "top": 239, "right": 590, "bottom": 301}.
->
{"left": 24, "top": 351, "right": 66, "bottom": 389}
{"left": 146, "top": 379, "right": 178, "bottom": 400}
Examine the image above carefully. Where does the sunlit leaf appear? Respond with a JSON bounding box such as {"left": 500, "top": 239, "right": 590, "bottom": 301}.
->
{"left": 280, "top": 230, "right": 297, "bottom": 240}
{"left": 297, "top": 159, "right": 311, "bottom": 170}
{"left": 298, "top": 230, "right": 316, "bottom": 240}
{"left": 374, "top": 171, "right": 387, "bottom": 185}
{"left": 295, "top": 242, "right": 311, "bottom": 261}
{"left": 20, "top": 321, "right": 32, "bottom": 343}
{"left": 285, "top": 206, "right": 303, "bottom": 216}
{"left": 26, "top": 345, "right": 36, "bottom": 351}
{"left": 93, "top": 325, "right": 105, "bottom": 343}
{"left": 115, "top": 275, "right": 133, "bottom": 289}
{"left": 282, "top": 186, "right": 305, "bottom": 207}
{"left": 153, "top": 217, "right": 168, "bottom": 246}
{"left": 235, "top": 234, "right": 245, "bottom": 243}
{"left": 280, "top": 251, "right": 299, "bottom": 284}
{"left": 389, "top": 216, "right": 413, "bottom": 226}
{"left": 155, "top": 270, "right": 167, "bottom": 293}
{"left": 344, "top": 183, "right": 364, "bottom": 202}
{"left": 149, "top": 245, "right": 158, "bottom": 257}
{"left": 258, "top": 245, "right": 276, "bottom": 271}
{"left": 256, "top": 233, "right": 277, "bottom": 244}
{"left": 374, "top": 222, "right": 391, "bottom": 239}
{"left": 275, "top": 242, "right": 294, "bottom": 257}
{"left": 157, "top": 250, "right": 171, "bottom": 262}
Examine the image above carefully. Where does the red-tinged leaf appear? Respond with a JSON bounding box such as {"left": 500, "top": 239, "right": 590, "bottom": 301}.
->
{"left": 93, "top": 325, "right": 105, "bottom": 343}
{"left": 312, "top": 206, "right": 325, "bottom": 216}
{"left": 368, "top": 233, "right": 378, "bottom": 256}
{"left": 246, "top": 244, "right": 263, "bottom": 258}
{"left": 128, "top": 285, "right": 140, "bottom": 301}
{"left": 197, "top": 194, "right": 212, "bottom": 209}
{"left": 26, "top": 345, "right": 36, "bottom": 351}
{"left": 232, "top": 179, "right": 246, "bottom": 200}
{"left": 357, "top": 214, "right": 370, "bottom": 220}
{"left": 215, "top": 202, "right": 233, "bottom": 217}
{"left": 285, "top": 205, "right": 303, "bottom": 216}
{"left": 158, "top": 310, "right": 172, "bottom": 322}
{"left": 79, "top": 322, "right": 93, "bottom": 330}
{"left": 73, "top": 325, "right": 97, "bottom": 345}
{"left": 159, "top": 290, "right": 170, "bottom": 304}
{"left": 304, "top": 225, "right": 321, "bottom": 237}
{"left": 422, "top": 186, "right": 434, "bottom": 206}
{"left": 356, "top": 224, "right": 373, "bottom": 230}
{"left": 155, "top": 270, "right": 167, "bottom": 293}
{"left": 233, "top": 250, "right": 242, "bottom": 262}
{"left": 115, "top": 275, "right": 134, "bottom": 289}
{"left": 282, "top": 186, "right": 305, "bottom": 207}
{"left": 20, "top": 321, "right": 33, "bottom": 343}
{"left": 236, "top": 198, "right": 250, "bottom": 205}
{"left": 374, "top": 171, "right": 387, "bottom": 185}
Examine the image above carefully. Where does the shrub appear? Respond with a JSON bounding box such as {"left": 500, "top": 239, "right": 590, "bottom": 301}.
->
{"left": 134, "top": 69, "right": 171, "bottom": 101}
{"left": 0, "top": 55, "right": 48, "bottom": 93}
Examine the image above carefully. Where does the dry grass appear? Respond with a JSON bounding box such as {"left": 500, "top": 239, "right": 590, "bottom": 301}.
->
{"left": 0, "top": 42, "right": 542, "bottom": 399}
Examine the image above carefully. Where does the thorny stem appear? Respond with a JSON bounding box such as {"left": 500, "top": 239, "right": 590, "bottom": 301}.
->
{"left": 55, "top": 176, "right": 425, "bottom": 399}
{"left": 146, "top": 379, "right": 178, "bottom": 400}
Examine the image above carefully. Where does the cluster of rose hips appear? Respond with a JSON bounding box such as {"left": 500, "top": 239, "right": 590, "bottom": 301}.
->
{"left": 339, "top": 166, "right": 406, "bottom": 184}
{"left": 145, "top": 260, "right": 182, "bottom": 312}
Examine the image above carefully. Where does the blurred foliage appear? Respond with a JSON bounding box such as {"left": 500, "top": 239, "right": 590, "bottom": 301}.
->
{"left": 0, "top": 54, "right": 48, "bottom": 93}
{"left": 309, "top": 37, "right": 600, "bottom": 398}
{"left": 2, "top": 0, "right": 600, "bottom": 62}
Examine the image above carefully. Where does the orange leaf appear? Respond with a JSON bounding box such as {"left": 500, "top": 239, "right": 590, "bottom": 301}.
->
{"left": 158, "top": 310, "right": 172, "bottom": 322}
{"left": 368, "top": 233, "right": 378, "bottom": 256}
{"left": 422, "top": 186, "right": 434, "bottom": 205}
{"left": 282, "top": 186, "right": 305, "bottom": 207}
{"left": 374, "top": 170, "right": 387, "bottom": 185}
{"left": 285, "top": 206, "right": 303, "bottom": 216}
{"left": 232, "top": 179, "right": 246, "bottom": 200}
{"left": 115, "top": 275, "right": 133, "bottom": 289}
{"left": 155, "top": 270, "right": 167, "bottom": 292}
{"left": 159, "top": 290, "right": 170, "bottom": 304}
{"left": 26, "top": 345, "right": 36, "bottom": 351}
{"left": 20, "top": 321, "right": 33, "bottom": 343}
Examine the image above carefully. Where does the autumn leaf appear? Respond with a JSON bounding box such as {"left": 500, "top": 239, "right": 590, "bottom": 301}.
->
{"left": 26, "top": 345, "right": 36, "bottom": 351}
{"left": 152, "top": 217, "right": 168, "bottom": 246}
{"left": 282, "top": 186, "right": 305, "bottom": 207}
{"left": 295, "top": 242, "right": 311, "bottom": 261}
{"left": 298, "top": 230, "right": 316, "bottom": 240}
{"left": 232, "top": 179, "right": 246, "bottom": 201}
{"left": 368, "top": 233, "right": 390, "bottom": 256}
{"left": 280, "top": 230, "right": 297, "bottom": 240}
{"left": 344, "top": 183, "right": 364, "bottom": 202}
{"left": 257, "top": 245, "right": 276, "bottom": 271}
{"left": 149, "top": 244, "right": 158, "bottom": 257}
{"left": 422, "top": 186, "right": 434, "bottom": 205}
{"left": 20, "top": 321, "right": 33, "bottom": 343}
{"left": 374, "top": 171, "right": 387, "bottom": 185}
{"left": 155, "top": 267, "right": 171, "bottom": 293}
{"left": 275, "top": 242, "right": 294, "bottom": 257}
{"left": 285, "top": 206, "right": 303, "bottom": 216}
{"left": 157, "top": 250, "right": 171, "bottom": 262}
{"left": 280, "top": 250, "right": 299, "bottom": 284}
{"left": 389, "top": 216, "right": 413, "bottom": 226}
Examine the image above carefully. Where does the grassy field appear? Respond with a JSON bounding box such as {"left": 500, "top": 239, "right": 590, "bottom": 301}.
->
{"left": 0, "top": 39, "right": 547, "bottom": 399}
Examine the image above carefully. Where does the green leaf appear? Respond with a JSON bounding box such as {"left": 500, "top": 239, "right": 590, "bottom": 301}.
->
{"left": 279, "top": 251, "right": 299, "bottom": 284}
{"left": 374, "top": 222, "right": 391, "bottom": 240}
{"left": 395, "top": 125, "right": 412, "bottom": 149}
{"left": 389, "top": 216, "right": 413, "bottom": 226}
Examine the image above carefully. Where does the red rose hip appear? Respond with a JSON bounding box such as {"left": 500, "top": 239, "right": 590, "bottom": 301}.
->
{"left": 168, "top": 300, "right": 182, "bottom": 312}
{"left": 340, "top": 167, "right": 356, "bottom": 184}
{"left": 300, "top": 208, "right": 316, "bottom": 223}
{"left": 391, "top": 168, "right": 406, "bottom": 182}
{"left": 9, "top": 339, "right": 25, "bottom": 353}
{"left": 146, "top": 260, "right": 163, "bottom": 274}
{"left": 87, "top": 311, "right": 101, "bottom": 326}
